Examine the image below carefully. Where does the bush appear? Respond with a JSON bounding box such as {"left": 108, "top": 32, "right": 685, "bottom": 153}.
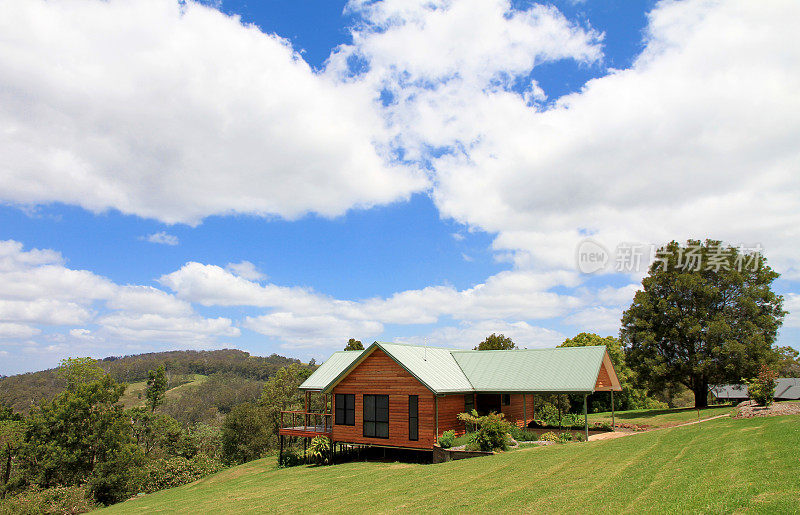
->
{"left": 748, "top": 365, "right": 777, "bottom": 407}
{"left": 540, "top": 432, "right": 559, "bottom": 442}
{"left": 278, "top": 449, "right": 303, "bottom": 468}
{"left": 0, "top": 485, "right": 98, "bottom": 514}
{"left": 592, "top": 421, "right": 612, "bottom": 431}
{"left": 308, "top": 436, "right": 330, "bottom": 465}
{"left": 438, "top": 430, "right": 456, "bottom": 449}
{"left": 508, "top": 426, "right": 540, "bottom": 442}
{"left": 558, "top": 432, "right": 573, "bottom": 443}
{"left": 473, "top": 413, "right": 510, "bottom": 452}
{"left": 137, "top": 455, "right": 225, "bottom": 494}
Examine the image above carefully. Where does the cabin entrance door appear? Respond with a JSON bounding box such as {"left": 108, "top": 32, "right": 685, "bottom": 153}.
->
{"left": 475, "top": 394, "right": 501, "bottom": 416}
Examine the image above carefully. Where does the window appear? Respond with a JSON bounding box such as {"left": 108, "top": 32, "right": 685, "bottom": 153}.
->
{"left": 363, "top": 394, "right": 389, "bottom": 438}
{"left": 408, "top": 395, "right": 419, "bottom": 441}
{"left": 335, "top": 394, "right": 355, "bottom": 426}
{"left": 502, "top": 394, "right": 511, "bottom": 406}
{"left": 464, "top": 394, "right": 474, "bottom": 413}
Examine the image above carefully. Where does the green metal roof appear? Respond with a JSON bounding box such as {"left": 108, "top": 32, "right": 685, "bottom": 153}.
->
{"left": 300, "top": 342, "right": 610, "bottom": 394}
{"left": 451, "top": 346, "right": 606, "bottom": 393}
{"left": 299, "top": 350, "right": 363, "bottom": 390}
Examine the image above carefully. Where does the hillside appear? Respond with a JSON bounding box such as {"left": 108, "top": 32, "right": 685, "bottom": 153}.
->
{"left": 0, "top": 349, "right": 306, "bottom": 413}
{"left": 104, "top": 414, "right": 799, "bottom": 514}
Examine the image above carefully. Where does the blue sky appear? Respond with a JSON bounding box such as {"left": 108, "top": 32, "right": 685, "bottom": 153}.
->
{"left": 0, "top": 0, "right": 798, "bottom": 374}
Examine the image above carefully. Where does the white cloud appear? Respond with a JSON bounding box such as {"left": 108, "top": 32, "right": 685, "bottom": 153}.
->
{"left": 0, "top": 240, "right": 236, "bottom": 348}
{"left": 562, "top": 306, "right": 622, "bottom": 334}
{"left": 0, "top": 322, "right": 41, "bottom": 339}
{"left": 144, "top": 231, "right": 179, "bottom": 246}
{"left": 225, "top": 261, "right": 266, "bottom": 281}
{"left": 243, "top": 312, "right": 382, "bottom": 349}
{"left": 394, "top": 320, "right": 566, "bottom": 350}
{"left": 784, "top": 293, "right": 800, "bottom": 328}
{"left": 162, "top": 262, "right": 582, "bottom": 325}
{"left": 0, "top": 0, "right": 426, "bottom": 224}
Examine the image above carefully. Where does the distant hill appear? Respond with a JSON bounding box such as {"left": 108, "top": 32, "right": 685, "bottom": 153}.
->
{"left": 0, "top": 349, "right": 306, "bottom": 414}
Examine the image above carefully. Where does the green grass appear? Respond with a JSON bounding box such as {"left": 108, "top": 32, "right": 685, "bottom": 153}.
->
{"left": 119, "top": 374, "right": 207, "bottom": 408}
{"left": 105, "top": 414, "right": 799, "bottom": 514}
{"left": 587, "top": 404, "right": 734, "bottom": 428}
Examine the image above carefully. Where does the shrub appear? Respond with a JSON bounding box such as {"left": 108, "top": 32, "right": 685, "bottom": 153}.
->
{"left": 540, "top": 432, "right": 559, "bottom": 442}
{"left": 592, "top": 421, "right": 612, "bottom": 431}
{"left": 748, "top": 365, "right": 777, "bottom": 407}
{"left": 1, "top": 486, "right": 98, "bottom": 514}
{"left": 137, "top": 455, "right": 225, "bottom": 494}
{"left": 278, "top": 449, "right": 303, "bottom": 468}
{"left": 438, "top": 430, "right": 456, "bottom": 449}
{"left": 536, "top": 403, "right": 560, "bottom": 426}
{"left": 508, "top": 426, "right": 540, "bottom": 442}
{"left": 558, "top": 432, "right": 573, "bottom": 443}
{"left": 473, "top": 413, "right": 510, "bottom": 452}
{"left": 308, "top": 436, "right": 330, "bottom": 465}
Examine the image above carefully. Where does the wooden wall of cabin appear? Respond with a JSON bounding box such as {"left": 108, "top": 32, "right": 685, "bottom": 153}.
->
{"left": 501, "top": 394, "right": 535, "bottom": 428}
{"left": 331, "top": 348, "right": 435, "bottom": 450}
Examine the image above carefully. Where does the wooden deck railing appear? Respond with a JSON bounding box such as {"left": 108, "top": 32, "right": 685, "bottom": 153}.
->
{"left": 280, "top": 410, "right": 332, "bottom": 434}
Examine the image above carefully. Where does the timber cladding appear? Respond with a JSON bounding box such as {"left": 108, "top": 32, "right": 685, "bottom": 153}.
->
{"left": 332, "top": 348, "right": 436, "bottom": 449}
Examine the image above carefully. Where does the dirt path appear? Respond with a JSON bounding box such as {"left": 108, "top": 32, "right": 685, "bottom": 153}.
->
{"left": 587, "top": 413, "right": 731, "bottom": 442}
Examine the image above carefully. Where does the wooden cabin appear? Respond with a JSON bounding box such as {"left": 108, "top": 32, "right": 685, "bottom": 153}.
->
{"left": 279, "top": 342, "right": 621, "bottom": 459}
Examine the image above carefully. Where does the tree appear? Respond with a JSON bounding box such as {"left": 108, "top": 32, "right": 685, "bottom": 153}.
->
{"left": 621, "top": 240, "right": 785, "bottom": 408}
{"left": 559, "top": 333, "right": 658, "bottom": 412}
{"left": 474, "top": 333, "right": 516, "bottom": 351}
{"left": 221, "top": 402, "right": 271, "bottom": 464}
{"left": 19, "top": 374, "right": 143, "bottom": 502}
{"left": 259, "top": 364, "right": 311, "bottom": 439}
{"left": 772, "top": 346, "right": 800, "bottom": 377}
{"left": 344, "top": 338, "right": 364, "bottom": 351}
{"left": 59, "top": 357, "right": 104, "bottom": 391}
{"left": 145, "top": 365, "right": 168, "bottom": 412}
{"left": 747, "top": 365, "right": 777, "bottom": 406}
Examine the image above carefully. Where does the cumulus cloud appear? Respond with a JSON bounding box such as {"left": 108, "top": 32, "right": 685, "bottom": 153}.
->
{"left": 225, "top": 261, "right": 266, "bottom": 281}
{"left": 144, "top": 232, "right": 179, "bottom": 246}
{"left": 0, "top": 240, "right": 234, "bottom": 348}
{"left": 394, "top": 320, "right": 566, "bottom": 350}
{"left": 0, "top": 0, "right": 426, "bottom": 224}
{"left": 161, "top": 262, "right": 582, "bottom": 326}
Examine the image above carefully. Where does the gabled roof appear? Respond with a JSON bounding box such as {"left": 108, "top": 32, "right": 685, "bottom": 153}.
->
{"left": 300, "top": 342, "right": 617, "bottom": 395}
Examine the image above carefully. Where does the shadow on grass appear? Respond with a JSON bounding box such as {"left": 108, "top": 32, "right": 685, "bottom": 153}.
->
{"left": 609, "top": 404, "right": 732, "bottom": 420}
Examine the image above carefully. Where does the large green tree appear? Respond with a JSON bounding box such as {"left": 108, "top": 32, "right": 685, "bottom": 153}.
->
{"left": 344, "top": 338, "right": 364, "bottom": 351}
{"left": 474, "top": 333, "right": 516, "bottom": 351}
{"left": 621, "top": 240, "right": 785, "bottom": 408}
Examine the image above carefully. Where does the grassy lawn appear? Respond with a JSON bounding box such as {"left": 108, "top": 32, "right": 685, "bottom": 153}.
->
{"left": 119, "top": 374, "right": 207, "bottom": 408}
{"left": 105, "top": 414, "right": 798, "bottom": 514}
{"left": 587, "top": 404, "right": 734, "bottom": 428}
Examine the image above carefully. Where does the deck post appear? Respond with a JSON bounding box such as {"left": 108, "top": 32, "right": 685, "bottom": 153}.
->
{"left": 611, "top": 390, "right": 615, "bottom": 430}
{"left": 583, "top": 394, "right": 589, "bottom": 442}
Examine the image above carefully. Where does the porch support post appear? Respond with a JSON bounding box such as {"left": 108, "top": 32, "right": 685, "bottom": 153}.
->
{"left": 435, "top": 395, "right": 439, "bottom": 439}
{"left": 583, "top": 394, "right": 589, "bottom": 442}
{"left": 523, "top": 394, "right": 527, "bottom": 428}
{"left": 611, "top": 390, "right": 615, "bottom": 430}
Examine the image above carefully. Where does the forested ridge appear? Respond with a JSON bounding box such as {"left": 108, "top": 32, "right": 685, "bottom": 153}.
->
{"left": 0, "top": 349, "right": 304, "bottom": 413}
